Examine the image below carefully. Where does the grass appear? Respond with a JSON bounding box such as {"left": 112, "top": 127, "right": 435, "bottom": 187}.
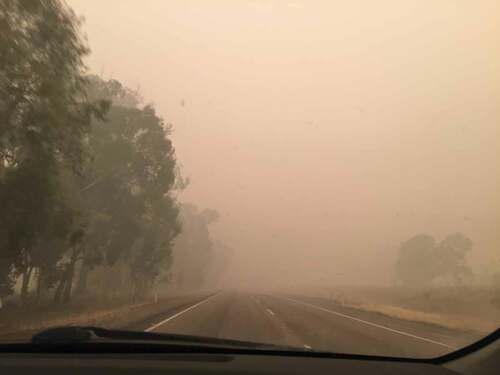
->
{"left": 0, "top": 297, "right": 155, "bottom": 336}
{"left": 285, "top": 284, "right": 500, "bottom": 333}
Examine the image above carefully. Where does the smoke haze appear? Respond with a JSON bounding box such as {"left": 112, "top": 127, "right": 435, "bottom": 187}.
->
{"left": 68, "top": 0, "right": 500, "bottom": 289}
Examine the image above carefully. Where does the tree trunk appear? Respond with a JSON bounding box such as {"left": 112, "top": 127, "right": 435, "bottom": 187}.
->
{"left": 53, "top": 279, "right": 64, "bottom": 304}
{"left": 62, "top": 265, "right": 74, "bottom": 303}
{"left": 75, "top": 262, "right": 90, "bottom": 296}
{"left": 21, "top": 266, "right": 33, "bottom": 303}
{"left": 35, "top": 268, "right": 43, "bottom": 305}
{"left": 61, "top": 247, "right": 81, "bottom": 304}
{"left": 131, "top": 282, "right": 136, "bottom": 303}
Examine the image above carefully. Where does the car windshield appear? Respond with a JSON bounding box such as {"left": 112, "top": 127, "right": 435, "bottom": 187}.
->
{"left": 0, "top": 0, "right": 499, "bottom": 360}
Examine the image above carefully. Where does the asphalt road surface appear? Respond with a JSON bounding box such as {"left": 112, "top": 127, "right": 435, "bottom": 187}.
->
{"left": 0, "top": 291, "right": 481, "bottom": 358}
{"left": 136, "top": 291, "right": 480, "bottom": 358}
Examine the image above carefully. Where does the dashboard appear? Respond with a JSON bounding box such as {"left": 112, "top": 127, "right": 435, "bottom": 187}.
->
{"left": 0, "top": 353, "right": 461, "bottom": 375}
{"left": 1, "top": 328, "right": 498, "bottom": 375}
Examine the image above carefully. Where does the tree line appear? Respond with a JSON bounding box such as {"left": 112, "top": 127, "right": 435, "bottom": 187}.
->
{"left": 0, "top": 1, "right": 187, "bottom": 306}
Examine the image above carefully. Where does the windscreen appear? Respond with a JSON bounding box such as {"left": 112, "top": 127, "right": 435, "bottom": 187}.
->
{"left": 0, "top": 0, "right": 499, "bottom": 359}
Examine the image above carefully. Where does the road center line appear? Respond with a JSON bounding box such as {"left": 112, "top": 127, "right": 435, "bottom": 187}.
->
{"left": 266, "top": 308, "right": 275, "bottom": 316}
{"left": 278, "top": 296, "right": 457, "bottom": 350}
{"left": 145, "top": 293, "right": 220, "bottom": 332}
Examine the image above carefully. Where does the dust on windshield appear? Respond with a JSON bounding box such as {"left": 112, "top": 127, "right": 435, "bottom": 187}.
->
{"left": 0, "top": 0, "right": 499, "bottom": 359}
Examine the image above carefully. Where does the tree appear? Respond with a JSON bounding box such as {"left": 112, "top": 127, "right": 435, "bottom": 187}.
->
{"left": 395, "top": 234, "right": 436, "bottom": 286}
{"left": 0, "top": 152, "right": 72, "bottom": 302}
{"left": 128, "top": 195, "right": 180, "bottom": 300}
{"left": 395, "top": 232, "right": 473, "bottom": 287}
{"left": 435, "top": 232, "right": 473, "bottom": 285}
{"left": 0, "top": 4, "right": 180, "bottom": 305}
{"left": 0, "top": 0, "right": 107, "bottom": 301}
{"left": 171, "top": 204, "right": 219, "bottom": 290}
{"left": 65, "top": 76, "right": 180, "bottom": 302}
{"left": 0, "top": 1, "right": 108, "bottom": 169}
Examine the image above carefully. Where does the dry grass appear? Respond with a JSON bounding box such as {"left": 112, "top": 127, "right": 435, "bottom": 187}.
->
{"left": 0, "top": 300, "right": 153, "bottom": 335}
{"left": 286, "top": 284, "right": 500, "bottom": 333}
{"left": 344, "top": 301, "right": 497, "bottom": 333}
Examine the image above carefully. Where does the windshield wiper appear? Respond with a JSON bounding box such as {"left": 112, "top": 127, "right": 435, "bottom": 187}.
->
{"left": 31, "top": 326, "right": 299, "bottom": 351}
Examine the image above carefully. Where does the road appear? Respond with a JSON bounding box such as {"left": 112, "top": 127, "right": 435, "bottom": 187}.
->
{"left": 132, "top": 291, "right": 480, "bottom": 358}
{"left": 0, "top": 291, "right": 480, "bottom": 357}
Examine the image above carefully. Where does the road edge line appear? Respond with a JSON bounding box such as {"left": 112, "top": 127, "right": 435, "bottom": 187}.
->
{"left": 278, "top": 296, "right": 457, "bottom": 350}
{"left": 145, "top": 292, "right": 220, "bottom": 332}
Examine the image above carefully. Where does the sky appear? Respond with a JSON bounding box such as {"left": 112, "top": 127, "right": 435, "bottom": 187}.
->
{"left": 67, "top": 0, "right": 500, "bottom": 288}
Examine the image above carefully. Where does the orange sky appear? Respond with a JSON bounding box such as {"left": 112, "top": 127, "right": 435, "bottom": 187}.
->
{"left": 68, "top": 0, "right": 500, "bottom": 287}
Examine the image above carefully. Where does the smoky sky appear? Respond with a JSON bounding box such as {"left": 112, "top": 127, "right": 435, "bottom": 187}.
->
{"left": 68, "top": 0, "right": 500, "bottom": 288}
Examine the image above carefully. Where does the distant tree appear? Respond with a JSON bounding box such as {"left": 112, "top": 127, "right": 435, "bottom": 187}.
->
{"left": 395, "top": 232, "right": 473, "bottom": 287}
{"left": 171, "top": 204, "right": 219, "bottom": 290}
{"left": 395, "top": 234, "right": 436, "bottom": 286}
{"left": 435, "top": 232, "right": 473, "bottom": 285}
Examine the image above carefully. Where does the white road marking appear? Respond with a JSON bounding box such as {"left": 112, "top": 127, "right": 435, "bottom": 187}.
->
{"left": 303, "top": 344, "right": 312, "bottom": 349}
{"left": 266, "top": 308, "right": 275, "bottom": 316}
{"left": 279, "top": 296, "right": 457, "bottom": 350}
{"left": 145, "top": 293, "right": 220, "bottom": 332}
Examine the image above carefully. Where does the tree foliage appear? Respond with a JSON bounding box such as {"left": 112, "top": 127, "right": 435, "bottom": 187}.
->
{"left": 0, "top": 0, "right": 106, "bottom": 300}
{"left": 171, "top": 204, "right": 219, "bottom": 290}
{"left": 72, "top": 77, "right": 180, "bottom": 300}
{"left": 0, "top": 2, "right": 181, "bottom": 305}
{"left": 395, "top": 232, "right": 473, "bottom": 287}
{"left": 33, "top": 76, "right": 183, "bottom": 304}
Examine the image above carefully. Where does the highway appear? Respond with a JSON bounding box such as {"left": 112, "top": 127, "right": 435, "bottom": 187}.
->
{"left": 130, "top": 291, "right": 479, "bottom": 358}
{"left": 0, "top": 291, "right": 480, "bottom": 357}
